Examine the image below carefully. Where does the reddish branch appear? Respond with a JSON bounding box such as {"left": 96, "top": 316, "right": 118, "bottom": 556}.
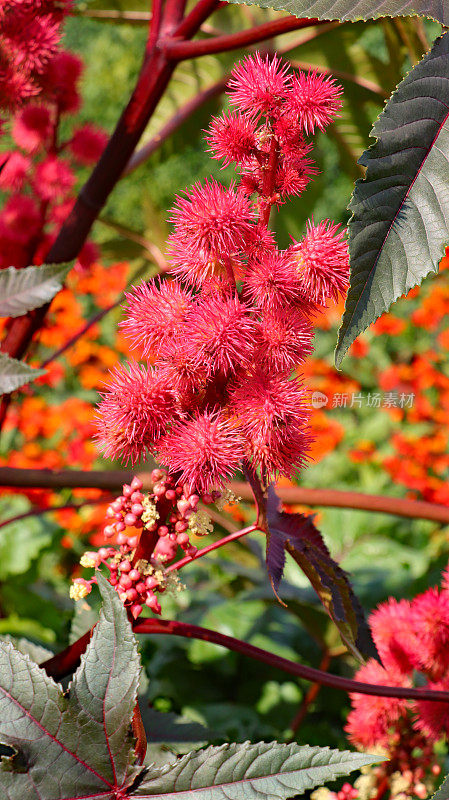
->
{"left": 162, "top": 16, "right": 330, "bottom": 60}
{"left": 135, "top": 618, "right": 449, "bottom": 703}
{"left": 41, "top": 616, "right": 449, "bottom": 704}
{"left": 2, "top": 467, "right": 449, "bottom": 525}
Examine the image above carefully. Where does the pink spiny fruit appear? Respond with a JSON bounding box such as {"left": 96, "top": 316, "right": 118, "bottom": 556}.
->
{"left": 227, "top": 52, "right": 292, "bottom": 118}
{"left": 244, "top": 248, "right": 306, "bottom": 312}
{"left": 230, "top": 370, "right": 310, "bottom": 478}
{"left": 290, "top": 219, "right": 350, "bottom": 306}
{"left": 410, "top": 587, "right": 449, "bottom": 681}
{"left": 185, "top": 292, "right": 258, "bottom": 376}
{"left": 96, "top": 361, "right": 177, "bottom": 464}
{"left": 12, "top": 103, "right": 52, "bottom": 151}
{"left": 121, "top": 279, "right": 192, "bottom": 358}
{"left": 168, "top": 179, "right": 255, "bottom": 285}
{"left": 256, "top": 307, "right": 314, "bottom": 372}
{"left": 34, "top": 155, "right": 75, "bottom": 201}
{"left": 369, "top": 598, "right": 419, "bottom": 676}
{"left": 206, "top": 111, "right": 257, "bottom": 167}
{"left": 346, "top": 660, "right": 411, "bottom": 749}
{"left": 157, "top": 409, "right": 246, "bottom": 493}
{"left": 288, "top": 70, "right": 342, "bottom": 134}
{"left": 69, "top": 123, "right": 108, "bottom": 165}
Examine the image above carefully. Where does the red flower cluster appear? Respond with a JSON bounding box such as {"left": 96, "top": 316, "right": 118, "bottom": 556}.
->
{"left": 345, "top": 566, "right": 449, "bottom": 799}
{"left": 72, "top": 473, "right": 223, "bottom": 618}
{"left": 0, "top": 0, "right": 72, "bottom": 116}
{"left": 97, "top": 53, "right": 349, "bottom": 496}
{"left": 0, "top": 40, "right": 107, "bottom": 270}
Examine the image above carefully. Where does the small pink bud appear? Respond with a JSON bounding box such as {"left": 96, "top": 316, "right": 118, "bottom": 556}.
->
{"left": 106, "top": 507, "right": 115, "bottom": 518}
{"left": 133, "top": 518, "right": 143, "bottom": 529}
{"left": 117, "top": 533, "right": 128, "bottom": 545}
{"left": 124, "top": 513, "right": 137, "bottom": 526}
{"left": 169, "top": 513, "right": 177, "bottom": 524}
{"left": 165, "top": 489, "right": 176, "bottom": 501}
{"left": 131, "top": 603, "right": 143, "bottom": 619}
{"left": 128, "top": 536, "right": 139, "bottom": 547}
{"left": 177, "top": 498, "right": 190, "bottom": 516}
{"left": 202, "top": 493, "right": 213, "bottom": 504}
{"left": 126, "top": 588, "right": 138, "bottom": 602}
{"left": 115, "top": 521, "right": 126, "bottom": 533}
{"left": 98, "top": 548, "right": 110, "bottom": 560}
{"left": 119, "top": 574, "right": 132, "bottom": 590}
{"left": 109, "top": 575, "right": 118, "bottom": 586}
{"left": 111, "top": 500, "right": 123, "bottom": 512}
{"left": 123, "top": 484, "right": 133, "bottom": 498}
{"left": 176, "top": 485, "right": 183, "bottom": 495}
{"left": 131, "top": 476, "right": 143, "bottom": 491}
{"left": 145, "top": 593, "right": 161, "bottom": 613}
{"left": 177, "top": 532, "right": 190, "bottom": 547}
{"left": 175, "top": 520, "right": 188, "bottom": 533}
{"left": 114, "top": 512, "right": 123, "bottom": 521}
{"left": 120, "top": 560, "right": 131, "bottom": 572}
{"left": 131, "top": 503, "right": 144, "bottom": 516}
{"left": 136, "top": 581, "right": 146, "bottom": 594}
{"left": 151, "top": 468, "right": 165, "bottom": 482}
{"left": 129, "top": 569, "right": 141, "bottom": 582}
{"left": 104, "top": 525, "right": 115, "bottom": 538}
{"left": 145, "top": 576, "right": 158, "bottom": 590}
{"left": 187, "top": 545, "right": 198, "bottom": 557}
{"left": 158, "top": 525, "right": 169, "bottom": 537}
{"left": 131, "top": 491, "right": 143, "bottom": 503}
{"left": 189, "top": 494, "right": 200, "bottom": 508}
{"left": 119, "top": 592, "right": 128, "bottom": 602}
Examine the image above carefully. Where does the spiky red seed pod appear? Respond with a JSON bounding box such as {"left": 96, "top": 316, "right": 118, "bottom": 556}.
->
{"left": 227, "top": 53, "right": 292, "bottom": 119}
{"left": 121, "top": 279, "right": 192, "bottom": 358}
{"left": 157, "top": 409, "right": 246, "bottom": 494}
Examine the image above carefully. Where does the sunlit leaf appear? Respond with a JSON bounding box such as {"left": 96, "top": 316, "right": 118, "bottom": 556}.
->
{"left": 0, "top": 263, "right": 71, "bottom": 318}
{"left": 0, "top": 353, "right": 46, "bottom": 395}
{"left": 135, "top": 741, "right": 381, "bottom": 799}
{"left": 228, "top": 0, "right": 449, "bottom": 25}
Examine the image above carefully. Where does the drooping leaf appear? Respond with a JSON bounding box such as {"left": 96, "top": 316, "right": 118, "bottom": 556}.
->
{"left": 0, "top": 353, "right": 46, "bottom": 395}
{"left": 266, "top": 487, "right": 377, "bottom": 661}
{"left": 0, "top": 574, "right": 142, "bottom": 798}
{"left": 135, "top": 741, "right": 381, "bottom": 799}
{"left": 227, "top": 0, "right": 449, "bottom": 25}
{"left": 0, "top": 263, "right": 71, "bottom": 318}
{"left": 335, "top": 32, "right": 449, "bottom": 366}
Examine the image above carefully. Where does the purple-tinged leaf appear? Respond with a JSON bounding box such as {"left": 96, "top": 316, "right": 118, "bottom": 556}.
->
{"left": 266, "top": 486, "right": 377, "bottom": 661}
{"left": 0, "top": 574, "right": 142, "bottom": 798}
{"left": 134, "top": 741, "right": 381, "bottom": 799}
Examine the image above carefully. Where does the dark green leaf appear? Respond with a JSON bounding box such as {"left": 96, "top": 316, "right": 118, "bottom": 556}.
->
{"left": 0, "top": 264, "right": 71, "bottom": 318}
{"left": 135, "top": 741, "right": 381, "bottom": 799}
{"left": 336, "top": 32, "right": 449, "bottom": 366}
{"left": 0, "top": 353, "right": 46, "bottom": 395}
{"left": 227, "top": 0, "right": 449, "bottom": 25}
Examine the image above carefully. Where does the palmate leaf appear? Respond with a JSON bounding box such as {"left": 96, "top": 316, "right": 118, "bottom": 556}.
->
{"left": 0, "top": 263, "right": 71, "bottom": 318}
{"left": 227, "top": 0, "right": 449, "bottom": 24}
{"left": 135, "top": 742, "right": 380, "bottom": 799}
{"left": 0, "top": 574, "right": 141, "bottom": 799}
{"left": 266, "top": 487, "right": 377, "bottom": 661}
{"left": 335, "top": 31, "right": 449, "bottom": 366}
{"left": 0, "top": 353, "right": 46, "bottom": 395}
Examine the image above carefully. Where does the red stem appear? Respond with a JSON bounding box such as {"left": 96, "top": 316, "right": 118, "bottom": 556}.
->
{"left": 134, "top": 618, "right": 449, "bottom": 704}
{"left": 172, "top": 0, "right": 222, "bottom": 39}
{"left": 162, "top": 16, "right": 329, "bottom": 60}
{"left": 167, "top": 524, "right": 259, "bottom": 572}
{"left": 41, "top": 301, "right": 121, "bottom": 368}
{"left": 3, "top": 467, "right": 449, "bottom": 524}
{"left": 0, "top": 497, "right": 111, "bottom": 532}
{"left": 260, "top": 134, "right": 279, "bottom": 227}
